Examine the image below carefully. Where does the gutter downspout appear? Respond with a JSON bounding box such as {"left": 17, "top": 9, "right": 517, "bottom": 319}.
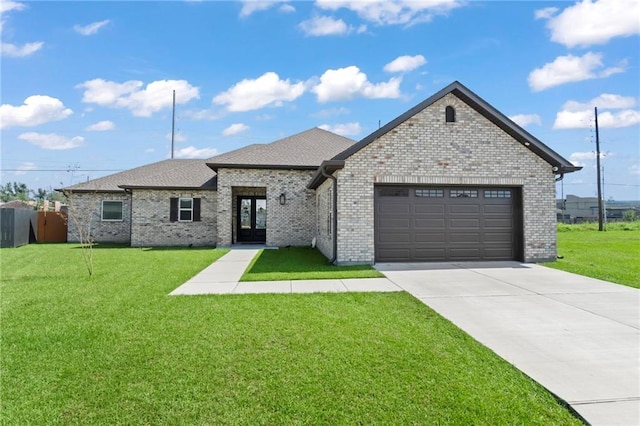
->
{"left": 320, "top": 166, "right": 338, "bottom": 264}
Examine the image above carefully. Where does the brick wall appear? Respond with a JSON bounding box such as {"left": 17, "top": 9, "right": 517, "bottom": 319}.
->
{"left": 315, "top": 178, "right": 333, "bottom": 259}
{"left": 216, "top": 168, "right": 316, "bottom": 247}
{"left": 130, "top": 189, "right": 216, "bottom": 246}
{"left": 335, "top": 93, "right": 557, "bottom": 264}
{"left": 66, "top": 192, "right": 131, "bottom": 244}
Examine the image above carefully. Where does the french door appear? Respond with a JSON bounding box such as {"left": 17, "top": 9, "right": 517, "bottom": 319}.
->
{"left": 237, "top": 197, "right": 267, "bottom": 243}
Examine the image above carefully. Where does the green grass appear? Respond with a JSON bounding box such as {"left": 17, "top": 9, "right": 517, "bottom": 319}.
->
{"left": 0, "top": 244, "right": 580, "bottom": 425}
{"left": 547, "top": 222, "right": 640, "bottom": 288}
{"left": 240, "top": 247, "right": 384, "bottom": 281}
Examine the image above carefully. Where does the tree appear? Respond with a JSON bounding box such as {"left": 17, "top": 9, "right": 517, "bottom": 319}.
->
{"left": 1, "top": 181, "right": 31, "bottom": 202}
{"left": 623, "top": 209, "right": 637, "bottom": 222}
{"left": 63, "top": 190, "right": 95, "bottom": 276}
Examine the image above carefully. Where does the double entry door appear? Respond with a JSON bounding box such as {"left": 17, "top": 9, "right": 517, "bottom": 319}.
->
{"left": 237, "top": 196, "right": 267, "bottom": 243}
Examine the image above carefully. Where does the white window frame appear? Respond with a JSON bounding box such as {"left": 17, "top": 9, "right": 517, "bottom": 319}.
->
{"left": 179, "top": 197, "right": 193, "bottom": 222}
{"left": 101, "top": 200, "right": 123, "bottom": 222}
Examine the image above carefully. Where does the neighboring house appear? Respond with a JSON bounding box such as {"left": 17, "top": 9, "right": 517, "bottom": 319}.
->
{"left": 60, "top": 81, "right": 580, "bottom": 263}
{"left": 557, "top": 195, "right": 639, "bottom": 222}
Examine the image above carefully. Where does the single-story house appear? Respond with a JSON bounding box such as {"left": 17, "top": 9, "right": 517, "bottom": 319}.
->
{"left": 60, "top": 81, "right": 580, "bottom": 264}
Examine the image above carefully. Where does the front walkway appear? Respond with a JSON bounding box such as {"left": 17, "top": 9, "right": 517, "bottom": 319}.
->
{"left": 169, "top": 249, "right": 401, "bottom": 295}
{"left": 377, "top": 261, "right": 640, "bottom": 426}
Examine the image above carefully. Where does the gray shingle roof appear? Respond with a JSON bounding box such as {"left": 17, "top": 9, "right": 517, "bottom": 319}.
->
{"left": 207, "top": 127, "right": 355, "bottom": 170}
{"left": 58, "top": 159, "right": 217, "bottom": 193}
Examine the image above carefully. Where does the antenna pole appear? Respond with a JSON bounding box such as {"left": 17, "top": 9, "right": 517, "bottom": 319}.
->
{"left": 171, "top": 90, "right": 176, "bottom": 159}
{"left": 595, "top": 107, "right": 603, "bottom": 231}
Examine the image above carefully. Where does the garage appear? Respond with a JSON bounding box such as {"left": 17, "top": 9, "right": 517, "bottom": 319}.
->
{"left": 374, "top": 186, "right": 522, "bottom": 262}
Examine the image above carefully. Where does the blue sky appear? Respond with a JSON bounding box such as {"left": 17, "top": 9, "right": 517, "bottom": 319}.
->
{"left": 1, "top": 0, "right": 638, "bottom": 200}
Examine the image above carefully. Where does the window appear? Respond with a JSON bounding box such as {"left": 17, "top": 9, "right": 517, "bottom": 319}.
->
{"left": 101, "top": 200, "right": 123, "bottom": 221}
{"left": 179, "top": 198, "right": 193, "bottom": 222}
{"left": 379, "top": 187, "right": 409, "bottom": 197}
{"left": 484, "top": 190, "right": 511, "bottom": 198}
{"left": 170, "top": 197, "right": 201, "bottom": 222}
{"left": 445, "top": 106, "right": 456, "bottom": 123}
{"left": 415, "top": 189, "right": 444, "bottom": 198}
{"left": 450, "top": 189, "right": 478, "bottom": 198}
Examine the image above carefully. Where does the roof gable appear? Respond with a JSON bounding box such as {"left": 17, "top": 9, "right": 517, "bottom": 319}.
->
{"left": 207, "top": 127, "right": 355, "bottom": 170}
{"left": 332, "top": 81, "right": 579, "bottom": 174}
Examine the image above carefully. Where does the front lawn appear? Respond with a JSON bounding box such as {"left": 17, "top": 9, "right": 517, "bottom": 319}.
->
{"left": 546, "top": 222, "right": 640, "bottom": 288}
{"left": 1, "top": 244, "right": 579, "bottom": 424}
{"left": 240, "top": 247, "right": 384, "bottom": 281}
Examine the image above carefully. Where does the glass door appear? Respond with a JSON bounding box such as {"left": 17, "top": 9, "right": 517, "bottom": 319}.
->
{"left": 237, "top": 196, "right": 267, "bottom": 243}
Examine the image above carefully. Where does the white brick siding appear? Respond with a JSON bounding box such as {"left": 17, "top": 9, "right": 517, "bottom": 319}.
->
{"left": 66, "top": 192, "right": 131, "bottom": 244}
{"left": 130, "top": 189, "right": 216, "bottom": 246}
{"left": 216, "top": 168, "right": 316, "bottom": 247}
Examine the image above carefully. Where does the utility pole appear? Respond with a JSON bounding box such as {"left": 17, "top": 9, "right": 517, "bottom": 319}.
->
{"left": 595, "top": 107, "right": 604, "bottom": 231}
{"left": 171, "top": 90, "right": 176, "bottom": 159}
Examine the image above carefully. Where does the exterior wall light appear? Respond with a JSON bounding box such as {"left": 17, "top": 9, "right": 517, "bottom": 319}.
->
{"left": 279, "top": 193, "right": 286, "bottom": 205}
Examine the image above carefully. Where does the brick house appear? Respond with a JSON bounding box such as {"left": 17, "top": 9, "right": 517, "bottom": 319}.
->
{"left": 61, "top": 81, "right": 580, "bottom": 263}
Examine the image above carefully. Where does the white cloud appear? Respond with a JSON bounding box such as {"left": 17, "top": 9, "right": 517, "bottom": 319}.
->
{"left": 174, "top": 146, "right": 218, "bottom": 159}
{"left": 19, "top": 132, "right": 85, "bottom": 150}
{"left": 318, "top": 122, "right": 362, "bottom": 136}
{"left": 279, "top": 4, "right": 295, "bottom": 13}
{"left": 534, "top": 7, "right": 558, "bottom": 20}
{"left": 0, "top": 95, "right": 72, "bottom": 129}
{"left": 239, "top": 0, "right": 289, "bottom": 17}
{"left": 312, "top": 65, "right": 401, "bottom": 102}
{"left": 77, "top": 78, "right": 200, "bottom": 117}
{"left": 542, "top": 0, "right": 640, "bottom": 48}
{"left": 315, "top": 0, "right": 462, "bottom": 26}
{"left": 629, "top": 164, "right": 640, "bottom": 175}
{"left": 73, "top": 19, "right": 110, "bottom": 36}
{"left": 14, "top": 161, "right": 36, "bottom": 176}
{"left": 213, "top": 72, "right": 305, "bottom": 112}
{"left": 1, "top": 41, "right": 43, "bottom": 57}
{"left": 299, "top": 16, "right": 349, "bottom": 36}
{"left": 165, "top": 132, "right": 187, "bottom": 143}
{"left": 527, "top": 52, "right": 625, "bottom": 91}
{"left": 509, "top": 114, "right": 542, "bottom": 127}
{"left": 554, "top": 94, "right": 640, "bottom": 129}
{"left": 222, "top": 123, "right": 249, "bottom": 136}
{"left": 145, "top": 148, "right": 155, "bottom": 153}
{"left": 0, "top": 1, "right": 25, "bottom": 13}
{"left": 383, "top": 54, "right": 426, "bottom": 73}
{"left": 85, "top": 120, "right": 115, "bottom": 131}
{"left": 568, "top": 151, "right": 609, "bottom": 167}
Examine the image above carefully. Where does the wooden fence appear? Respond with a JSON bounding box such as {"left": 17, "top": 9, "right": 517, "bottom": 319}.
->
{"left": 37, "top": 211, "right": 67, "bottom": 243}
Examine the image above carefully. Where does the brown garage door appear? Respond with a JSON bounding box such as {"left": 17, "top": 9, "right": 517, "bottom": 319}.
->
{"left": 374, "top": 186, "right": 521, "bottom": 262}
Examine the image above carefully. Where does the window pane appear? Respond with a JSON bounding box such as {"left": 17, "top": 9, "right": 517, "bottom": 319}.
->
{"left": 255, "top": 199, "right": 267, "bottom": 229}
{"left": 180, "top": 198, "right": 192, "bottom": 209}
{"left": 416, "top": 189, "right": 444, "bottom": 198}
{"left": 450, "top": 189, "right": 478, "bottom": 198}
{"left": 179, "top": 210, "right": 192, "bottom": 221}
{"left": 102, "top": 201, "right": 123, "bottom": 220}
{"left": 379, "top": 187, "right": 409, "bottom": 197}
{"left": 240, "top": 199, "right": 251, "bottom": 229}
{"left": 484, "top": 190, "right": 511, "bottom": 198}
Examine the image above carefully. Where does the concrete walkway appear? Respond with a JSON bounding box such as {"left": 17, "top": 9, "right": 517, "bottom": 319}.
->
{"left": 377, "top": 261, "right": 640, "bottom": 426}
{"left": 170, "top": 249, "right": 401, "bottom": 295}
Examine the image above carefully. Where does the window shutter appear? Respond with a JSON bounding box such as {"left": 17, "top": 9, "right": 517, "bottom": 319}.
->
{"left": 170, "top": 198, "right": 178, "bottom": 222}
{"left": 193, "top": 198, "right": 201, "bottom": 222}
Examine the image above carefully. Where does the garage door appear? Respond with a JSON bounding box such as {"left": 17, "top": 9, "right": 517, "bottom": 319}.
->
{"left": 375, "top": 186, "right": 521, "bottom": 262}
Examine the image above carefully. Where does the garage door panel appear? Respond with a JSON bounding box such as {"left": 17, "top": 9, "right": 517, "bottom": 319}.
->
{"left": 378, "top": 232, "right": 411, "bottom": 243}
{"left": 414, "top": 204, "right": 445, "bottom": 214}
{"left": 414, "top": 248, "right": 447, "bottom": 261}
{"left": 375, "top": 186, "right": 519, "bottom": 262}
{"left": 449, "top": 218, "right": 480, "bottom": 228}
{"left": 450, "top": 204, "right": 480, "bottom": 214}
{"left": 414, "top": 232, "right": 445, "bottom": 243}
{"left": 450, "top": 232, "right": 480, "bottom": 243}
{"left": 484, "top": 205, "right": 512, "bottom": 214}
{"left": 379, "top": 218, "right": 411, "bottom": 228}
{"left": 378, "top": 203, "right": 410, "bottom": 214}
{"left": 415, "top": 218, "right": 445, "bottom": 229}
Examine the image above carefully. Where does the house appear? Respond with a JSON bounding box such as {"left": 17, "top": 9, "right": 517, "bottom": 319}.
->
{"left": 557, "top": 194, "right": 640, "bottom": 223}
{"left": 60, "top": 81, "right": 580, "bottom": 263}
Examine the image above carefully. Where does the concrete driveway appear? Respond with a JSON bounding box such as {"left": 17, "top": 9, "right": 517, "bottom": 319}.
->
{"left": 376, "top": 262, "right": 640, "bottom": 426}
